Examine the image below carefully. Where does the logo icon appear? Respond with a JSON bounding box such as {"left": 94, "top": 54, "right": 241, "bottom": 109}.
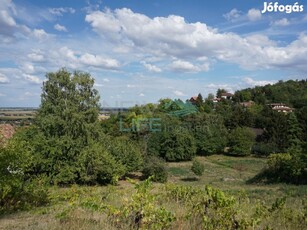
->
{"left": 164, "top": 99, "right": 198, "bottom": 117}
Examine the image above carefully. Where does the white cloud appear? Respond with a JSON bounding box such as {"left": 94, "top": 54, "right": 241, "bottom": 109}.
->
{"left": 245, "top": 34, "right": 276, "bottom": 47}
{"left": 20, "top": 63, "right": 35, "bottom": 74}
{"left": 247, "top": 8, "right": 262, "bottom": 21}
{"left": 127, "top": 84, "right": 137, "bottom": 88}
{"left": 79, "top": 53, "right": 120, "bottom": 69}
{"left": 243, "top": 77, "right": 276, "bottom": 87}
{"left": 23, "top": 74, "right": 41, "bottom": 84}
{"left": 271, "top": 18, "right": 290, "bottom": 26}
{"left": 205, "top": 83, "right": 234, "bottom": 93}
{"left": 24, "top": 92, "right": 33, "bottom": 96}
{"left": 49, "top": 7, "right": 75, "bottom": 16}
{"left": 54, "top": 23, "right": 67, "bottom": 32}
{"left": 170, "top": 60, "right": 208, "bottom": 73}
{"left": 0, "top": 93, "right": 5, "bottom": 96}
{"left": 223, "top": 9, "right": 241, "bottom": 21}
{"left": 0, "top": 73, "right": 9, "bottom": 83}
{"left": 141, "top": 61, "right": 162, "bottom": 73}
{"left": 173, "top": 90, "right": 186, "bottom": 96}
{"left": 94, "top": 83, "right": 104, "bottom": 87}
{"left": 139, "top": 93, "right": 145, "bottom": 97}
{"left": 46, "top": 47, "right": 121, "bottom": 70}
{"left": 0, "top": 0, "right": 29, "bottom": 42}
{"left": 103, "top": 78, "right": 110, "bottom": 82}
{"left": 59, "top": 46, "right": 78, "bottom": 61}
{"left": 32, "top": 29, "right": 50, "bottom": 40}
{"left": 27, "top": 52, "right": 44, "bottom": 62}
{"left": 84, "top": 8, "right": 307, "bottom": 72}
{"left": 0, "top": 8, "right": 16, "bottom": 27}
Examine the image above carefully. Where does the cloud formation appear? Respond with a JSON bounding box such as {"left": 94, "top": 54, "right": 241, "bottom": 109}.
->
{"left": 48, "top": 7, "right": 75, "bottom": 16}
{"left": 271, "top": 18, "right": 290, "bottom": 26}
{"left": 85, "top": 8, "right": 307, "bottom": 72}
{"left": 0, "top": 73, "right": 10, "bottom": 84}
{"left": 247, "top": 8, "right": 262, "bottom": 21}
{"left": 54, "top": 24, "right": 68, "bottom": 32}
{"left": 243, "top": 77, "right": 276, "bottom": 87}
{"left": 141, "top": 61, "right": 162, "bottom": 73}
{"left": 223, "top": 8, "right": 241, "bottom": 21}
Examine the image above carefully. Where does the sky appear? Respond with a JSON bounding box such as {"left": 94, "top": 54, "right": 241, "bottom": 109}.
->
{"left": 0, "top": 0, "right": 306, "bottom": 107}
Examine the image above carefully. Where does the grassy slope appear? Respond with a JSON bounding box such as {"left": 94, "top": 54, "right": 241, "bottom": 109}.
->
{"left": 0, "top": 155, "right": 306, "bottom": 230}
{"left": 168, "top": 155, "right": 307, "bottom": 203}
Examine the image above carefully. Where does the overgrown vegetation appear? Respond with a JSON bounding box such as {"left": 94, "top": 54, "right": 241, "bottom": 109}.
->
{"left": 1, "top": 69, "right": 306, "bottom": 229}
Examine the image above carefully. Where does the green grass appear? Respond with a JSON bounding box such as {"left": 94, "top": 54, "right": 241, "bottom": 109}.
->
{"left": 1, "top": 155, "right": 306, "bottom": 230}
{"left": 167, "top": 155, "right": 307, "bottom": 204}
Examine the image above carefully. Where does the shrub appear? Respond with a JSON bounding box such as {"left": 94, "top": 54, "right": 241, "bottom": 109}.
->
{"left": 228, "top": 127, "right": 256, "bottom": 156}
{"left": 142, "top": 156, "right": 168, "bottom": 183}
{"left": 266, "top": 153, "right": 305, "bottom": 184}
{"left": 78, "top": 143, "right": 126, "bottom": 185}
{"left": 107, "top": 178, "right": 175, "bottom": 229}
{"left": 148, "top": 127, "right": 196, "bottom": 162}
{"left": 191, "top": 159, "right": 205, "bottom": 176}
{"left": 102, "top": 135, "right": 144, "bottom": 173}
{"left": 0, "top": 137, "right": 49, "bottom": 214}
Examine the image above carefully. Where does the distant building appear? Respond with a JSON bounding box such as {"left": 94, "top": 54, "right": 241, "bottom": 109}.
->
{"left": 211, "top": 98, "right": 221, "bottom": 103}
{"left": 267, "top": 103, "right": 293, "bottom": 113}
{"left": 189, "top": 96, "right": 198, "bottom": 104}
{"left": 220, "top": 93, "right": 233, "bottom": 100}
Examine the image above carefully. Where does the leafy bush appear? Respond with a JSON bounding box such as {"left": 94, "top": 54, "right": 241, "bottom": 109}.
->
{"left": 0, "top": 136, "right": 49, "bottom": 214}
{"left": 78, "top": 143, "right": 126, "bottom": 185}
{"left": 191, "top": 159, "right": 205, "bottom": 176}
{"left": 250, "top": 152, "right": 307, "bottom": 184}
{"left": 266, "top": 153, "right": 306, "bottom": 184}
{"left": 102, "top": 135, "right": 144, "bottom": 173}
{"left": 165, "top": 184, "right": 253, "bottom": 229}
{"left": 148, "top": 127, "right": 196, "bottom": 162}
{"left": 107, "top": 178, "right": 175, "bottom": 229}
{"left": 228, "top": 127, "right": 256, "bottom": 156}
{"left": 142, "top": 156, "right": 168, "bottom": 183}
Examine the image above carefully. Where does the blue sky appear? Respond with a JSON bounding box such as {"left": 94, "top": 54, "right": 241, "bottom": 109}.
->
{"left": 0, "top": 0, "right": 306, "bottom": 107}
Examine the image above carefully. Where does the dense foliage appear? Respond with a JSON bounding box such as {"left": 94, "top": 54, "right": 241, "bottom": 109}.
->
{"left": 0, "top": 134, "right": 49, "bottom": 214}
{"left": 228, "top": 127, "right": 256, "bottom": 156}
{"left": 1, "top": 70, "right": 307, "bottom": 216}
{"left": 142, "top": 156, "right": 168, "bottom": 183}
{"left": 184, "top": 114, "right": 228, "bottom": 155}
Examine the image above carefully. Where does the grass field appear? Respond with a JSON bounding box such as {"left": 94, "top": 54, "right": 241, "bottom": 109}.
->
{"left": 0, "top": 155, "right": 306, "bottom": 230}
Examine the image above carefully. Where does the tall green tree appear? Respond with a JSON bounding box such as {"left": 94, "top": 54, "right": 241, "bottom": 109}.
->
{"left": 29, "top": 69, "right": 127, "bottom": 185}
{"left": 261, "top": 108, "right": 288, "bottom": 152}
{"left": 36, "top": 68, "right": 100, "bottom": 141}
{"left": 195, "top": 93, "right": 204, "bottom": 112}
{"left": 286, "top": 113, "right": 303, "bottom": 153}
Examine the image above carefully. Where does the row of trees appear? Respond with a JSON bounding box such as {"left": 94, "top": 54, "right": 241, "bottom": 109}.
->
{"left": 102, "top": 80, "right": 307, "bottom": 184}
